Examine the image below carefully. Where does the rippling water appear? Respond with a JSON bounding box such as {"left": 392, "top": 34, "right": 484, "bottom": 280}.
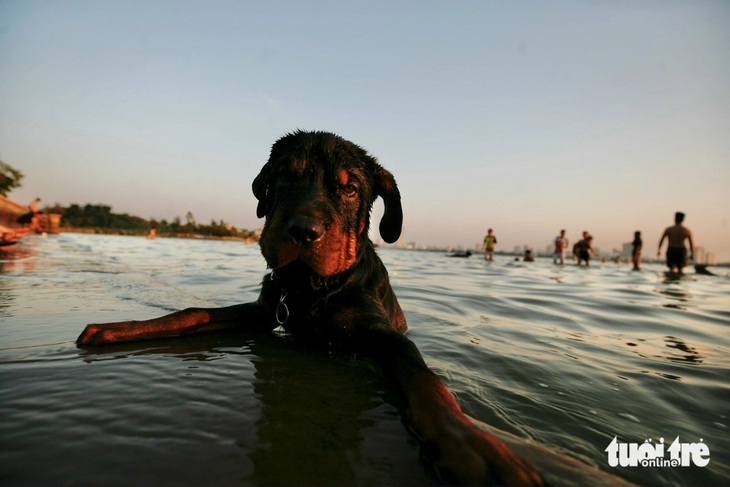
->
{"left": 1, "top": 234, "right": 728, "bottom": 486}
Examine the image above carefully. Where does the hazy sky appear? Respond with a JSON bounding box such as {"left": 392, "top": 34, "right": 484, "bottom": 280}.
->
{"left": 1, "top": 1, "right": 729, "bottom": 261}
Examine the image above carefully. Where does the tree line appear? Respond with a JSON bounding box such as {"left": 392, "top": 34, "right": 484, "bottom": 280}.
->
{"left": 3, "top": 159, "right": 257, "bottom": 240}
{"left": 42, "top": 203, "right": 258, "bottom": 240}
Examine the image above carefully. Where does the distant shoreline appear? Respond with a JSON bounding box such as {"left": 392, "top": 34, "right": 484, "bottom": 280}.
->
{"left": 59, "top": 227, "right": 256, "bottom": 243}
{"left": 54, "top": 229, "right": 729, "bottom": 267}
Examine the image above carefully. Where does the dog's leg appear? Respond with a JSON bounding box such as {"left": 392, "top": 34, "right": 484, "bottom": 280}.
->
{"left": 361, "top": 329, "right": 545, "bottom": 486}
{"left": 77, "top": 302, "right": 264, "bottom": 346}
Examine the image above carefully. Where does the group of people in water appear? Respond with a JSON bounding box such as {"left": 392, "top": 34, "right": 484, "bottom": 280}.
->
{"left": 482, "top": 211, "right": 696, "bottom": 274}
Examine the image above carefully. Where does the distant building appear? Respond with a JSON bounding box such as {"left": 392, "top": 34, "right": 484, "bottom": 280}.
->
{"left": 695, "top": 247, "right": 717, "bottom": 265}
{"left": 622, "top": 243, "right": 633, "bottom": 259}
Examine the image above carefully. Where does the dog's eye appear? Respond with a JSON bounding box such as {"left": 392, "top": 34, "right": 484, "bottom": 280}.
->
{"left": 342, "top": 184, "right": 357, "bottom": 197}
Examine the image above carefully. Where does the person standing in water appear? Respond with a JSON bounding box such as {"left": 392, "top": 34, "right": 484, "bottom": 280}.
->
{"left": 657, "top": 212, "right": 694, "bottom": 274}
{"left": 631, "top": 231, "right": 642, "bottom": 271}
{"left": 573, "top": 231, "right": 596, "bottom": 267}
{"left": 483, "top": 228, "right": 497, "bottom": 261}
{"left": 553, "top": 229, "right": 569, "bottom": 264}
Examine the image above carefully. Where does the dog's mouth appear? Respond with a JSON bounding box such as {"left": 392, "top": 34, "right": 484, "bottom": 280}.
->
{"left": 269, "top": 242, "right": 308, "bottom": 270}
{"left": 262, "top": 228, "right": 359, "bottom": 278}
{"left": 271, "top": 258, "right": 336, "bottom": 292}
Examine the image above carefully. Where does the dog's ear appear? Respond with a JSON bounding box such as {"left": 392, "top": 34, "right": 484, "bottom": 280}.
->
{"left": 254, "top": 132, "right": 301, "bottom": 218}
{"left": 252, "top": 163, "right": 271, "bottom": 219}
{"left": 374, "top": 167, "right": 403, "bottom": 244}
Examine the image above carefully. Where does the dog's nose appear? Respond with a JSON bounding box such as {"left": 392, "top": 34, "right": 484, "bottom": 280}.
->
{"left": 287, "top": 216, "right": 323, "bottom": 244}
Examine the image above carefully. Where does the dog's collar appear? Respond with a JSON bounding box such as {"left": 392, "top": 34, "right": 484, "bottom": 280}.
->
{"left": 275, "top": 287, "right": 289, "bottom": 325}
{"left": 268, "top": 271, "right": 290, "bottom": 325}
{"left": 269, "top": 267, "right": 350, "bottom": 325}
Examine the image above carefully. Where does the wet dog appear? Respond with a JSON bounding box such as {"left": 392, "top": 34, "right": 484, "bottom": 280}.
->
{"left": 77, "top": 130, "right": 544, "bottom": 485}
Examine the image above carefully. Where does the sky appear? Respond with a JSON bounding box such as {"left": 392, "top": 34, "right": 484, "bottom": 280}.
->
{"left": 1, "top": 0, "right": 729, "bottom": 261}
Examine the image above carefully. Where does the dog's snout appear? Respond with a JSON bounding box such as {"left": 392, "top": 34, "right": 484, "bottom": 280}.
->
{"left": 287, "top": 216, "right": 324, "bottom": 244}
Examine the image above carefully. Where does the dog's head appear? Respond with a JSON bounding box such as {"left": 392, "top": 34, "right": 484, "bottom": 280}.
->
{"left": 253, "top": 130, "right": 402, "bottom": 277}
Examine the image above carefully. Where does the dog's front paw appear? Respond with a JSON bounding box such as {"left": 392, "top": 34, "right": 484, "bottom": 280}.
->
{"left": 430, "top": 418, "right": 546, "bottom": 486}
{"left": 77, "top": 324, "right": 111, "bottom": 345}
{"left": 76, "top": 322, "right": 134, "bottom": 346}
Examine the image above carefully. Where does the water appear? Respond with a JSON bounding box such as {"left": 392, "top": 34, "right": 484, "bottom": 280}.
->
{"left": 1, "top": 233, "right": 728, "bottom": 486}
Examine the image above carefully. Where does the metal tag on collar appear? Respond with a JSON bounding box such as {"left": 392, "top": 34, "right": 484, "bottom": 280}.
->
{"left": 276, "top": 289, "right": 289, "bottom": 325}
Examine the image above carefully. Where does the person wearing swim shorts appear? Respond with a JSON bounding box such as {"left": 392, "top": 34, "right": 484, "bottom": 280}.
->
{"left": 17, "top": 197, "right": 42, "bottom": 232}
{"left": 573, "top": 232, "right": 595, "bottom": 266}
{"left": 553, "top": 229, "right": 568, "bottom": 264}
{"left": 657, "top": 212, "right": 694, "bottom": 274}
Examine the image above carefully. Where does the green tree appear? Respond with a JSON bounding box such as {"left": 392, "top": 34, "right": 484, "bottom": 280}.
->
{"left": 58, "top": 204, "right": 147, "bottom": 231}
{"left": 185, "top": 211, "right": 196, "bottom": 226}
{"left": 169, "top": 216, "right": 181, "bottom": 233}
{"left": 0, "top": 160, "right": 24, "bottom": 196}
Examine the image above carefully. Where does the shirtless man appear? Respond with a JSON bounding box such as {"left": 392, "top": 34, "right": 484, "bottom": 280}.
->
{"left": 17, "top": 197, "right": 42, "bottom": 232}
{"left": 553, "top": 229, "right": 568, "bottom": 264}
{"left": 657, "top": 212, "right": 694, "bottom": 274}
{"left": 573, "top": 232, "right": 596, "bottom": 267}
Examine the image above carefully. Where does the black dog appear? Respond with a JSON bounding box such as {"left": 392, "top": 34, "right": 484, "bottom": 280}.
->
{"left": 78, "top": 130, "right": 544, "bottom": 485}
